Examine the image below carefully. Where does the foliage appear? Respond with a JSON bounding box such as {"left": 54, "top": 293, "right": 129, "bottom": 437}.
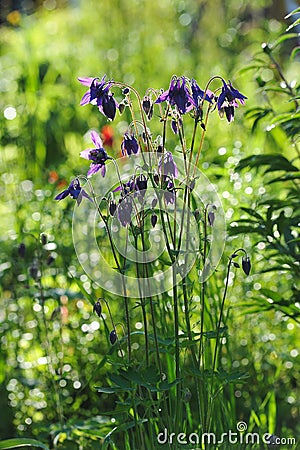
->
{"left": 231, "top": 8, "right": 300, "bottom": 321}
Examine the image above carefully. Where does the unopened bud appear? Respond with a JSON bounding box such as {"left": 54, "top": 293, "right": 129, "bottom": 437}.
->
{"left": 151, "top": 214, "right": 158, "bottom": 228}
{"left": 208, "top": 211, "right": 215, "bottom": 226}
{"left": 242, "top": 256, "right": 251, "bottom": 275}
{"left": 40, "top": 233, "right": 48, "bottom": 245}
{"left": 93, "top": 300, "right": 102, "bottom": 317}
{"left": 18, "top": 243, "right": 26, "bottom": 258}
{"left": 109, "top": 329, "right": 117, "bottom": 345}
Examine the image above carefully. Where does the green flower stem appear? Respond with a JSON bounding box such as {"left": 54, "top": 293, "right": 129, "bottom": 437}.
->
{"left": 206, "top": 255, "right": 233, "bottom": 431}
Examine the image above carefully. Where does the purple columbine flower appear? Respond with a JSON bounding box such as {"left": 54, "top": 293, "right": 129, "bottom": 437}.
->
{"left": 80, "top": 131, "right": 109, "bottom": 177}
{"left": 54, "top": 178, "right": 91, "bottom": 205}
{"left": 155, "top": 76, "right": 195, "bottom": 115}
{"left": 164, "top": 178, "right": 176, "bottom": 205}
{"left": 78, "top": 75, "right": 118, "bottom": 121}
{"left": 217, "top": 80, "right": 247, "bottom": 123}
{"left": 191, "top": 79, "right": 214, "bottom": 106}
{"left": 158, "top": 152, "right": 178, "bottom": 177}
{"left": 117, "top": 196, "right": 133, "bottom": 227}
{"left": 121, "top": 133, "right": 140, "bottom": 156}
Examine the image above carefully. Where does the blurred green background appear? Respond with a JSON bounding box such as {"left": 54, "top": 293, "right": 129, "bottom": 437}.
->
{"left": 0, "top": 0, "right": 299, "bottom": 448}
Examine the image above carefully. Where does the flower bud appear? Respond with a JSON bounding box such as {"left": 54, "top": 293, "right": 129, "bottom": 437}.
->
{"left": 40, "top": 233, "right": 48, "bottom": 245}
{"left": 151, "top": 198, "right": 157, "bottom": 208}
{"left": 109, "top": 329, "right": 117, "bottom": 345}
{"left": 242, "top": 255, "right": 251, "bottom": 275}
{"left": 46, "top": 255, "right": 55, "bottom": 265}
{"left": 208, "top": 211, "right": 215, "bottom": 226}
{"left": 142, "top": 96, "right": 153, "bottom": 120}
{"left": 18, "top": 243, "right": 26, "bottom": 258}
{"left": 109, "top": 200, "right": 117, "bottom": 217}
{"left": 151, "top": 214, "right": 158, "bottom": 228}
{"left": 93, "top": 300, "right": 102, "bottom": 317}
{"left": 194, "top": 209, "right": 200, "bottom": 222}
{"left": 122, "top": 87, "right": 130, "bottom": 95}
{"left": 30, "top": 265, "right": 39, "bottom": 280}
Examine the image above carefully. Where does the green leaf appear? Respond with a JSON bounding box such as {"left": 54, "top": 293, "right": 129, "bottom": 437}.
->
{"left": 286, "top": 19, "right": 300, "bottom": 32}
{"left": 236, "top": 154, "right": 298, "bottom": 173}
{"left": 0, "top": 439, "right": 49, "bottom": 450}
{"left": 260, "top": 288, "right": 282, "bottom": 303}
{"left": 285, "top": 7, "right": 300, "bottom": 19}
{"left": 270, "top": 32, "right": 300, "bottom": 49}
{"left": 290, "top": 46, "right": 300, "bottom": 60}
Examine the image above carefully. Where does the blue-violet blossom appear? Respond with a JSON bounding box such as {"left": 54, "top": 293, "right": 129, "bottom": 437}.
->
{"left": 80, "top": 131, "right": 109, "bottom": 177}
{"left": 191, "top": 79, "right": 214, "bottom": 106}
{"left": 78, "top": 75, "right": 118, "bottom": 121}
{"left": 121, "top": 133, "right": 140, "bottom": 156}
{"left": 117, "top": 196, "right": 133, "bottom": 227}
{"left": 54, "top": 178, "right": 91, "bottom": 205}
{"left": 158, "top": 152, "right": 178, "bottom": 177}
{"left": 155, "top": 76, "right": 195, "bottom": 115}
{"left": 217, "top": 80, "right": 247, "bottom": 123}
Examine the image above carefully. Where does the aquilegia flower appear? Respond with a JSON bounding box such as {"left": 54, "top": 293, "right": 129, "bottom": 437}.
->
{"left": 158, "top": 151, "right": 178, "bottom": 177}
{"left": 121, "top": 133, "right": 140, "bottom": 156}
{"left": 155, "top": 76, "right": 195, "bottom": 115}
{"left": 217, "top": 80, "right": 247, "bottom": 123}
{"left": 191, "top": 79, "right": 214, "bottom": 106}
{"left": 80, "top": 130, "right": 109, "bottom": 177}
{"left": 54, "top": 178, "right": 91, "bottom": 205}
{"left": 117, "top": 196, "right": 133, "bottom": 227}
{"left": 78, "top": 75, "right": 118, "bottom": 120}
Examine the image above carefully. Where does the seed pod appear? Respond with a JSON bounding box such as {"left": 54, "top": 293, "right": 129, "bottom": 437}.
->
{"left": 18, "top": 243, "right": 26, "bottom": 258}
{"left": 151, "top": 214, "right": 158, "bottom": 228}
{"left": 242, "top": 256, "right": 251, "bottom": 275}
{"left": 93, "top": 301, "right": 102, "bottom": 317}
{"left": 109, "top": 329, "right": 117, "bottom": 345}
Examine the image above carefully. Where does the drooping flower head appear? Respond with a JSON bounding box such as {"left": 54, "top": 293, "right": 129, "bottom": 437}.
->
{"left": 158, "top": 151, "right": 178, "bottom": 178}
{"left": 191, "top": 79, "right": 214, "bottom": 106}
{"left": 121, "top": 133, "right": 140, "bottom": 156}
{"left": 217, "top": 80, "right": 247, "bottom": 123}
{"left": 117, "top": 196, "right": 133, "bottom": 227}
{"left": 78, "top": 75, "right": 118, "bottom": 120}
{"left": 163, "top": 177, "right": 176, "bottom": 205}
{"left": 54, "top": 178, "right": 91, "bottom": 205}
{"left": 155, "top": 76, "right": 195, "bottom": 115}
{"left": 80, "top": 131, "right": 109, "bottom": 178}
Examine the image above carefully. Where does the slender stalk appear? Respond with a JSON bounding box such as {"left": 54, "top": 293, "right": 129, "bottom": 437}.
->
{"left": 206, "top": 255, "right": 233, "bottom": 431}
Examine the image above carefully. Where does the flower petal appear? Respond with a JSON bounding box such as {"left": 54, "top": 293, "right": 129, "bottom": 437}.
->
{"left": 90, "top": 130, "right": 103, "bottom": 148}
{"left": 55, "top": 189, "right": 70, "bottom": 200}
{"left": 80, "top": 91, "right": 91, "bottom": 106}
{"left": 78, "top": 77, "right": 94, "bottom": 86}
{"left": 80, "top": 148, "right": 93, "bottom": 160}
{"left": 87, "top": 164, "right": 102, "bottom": 177}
